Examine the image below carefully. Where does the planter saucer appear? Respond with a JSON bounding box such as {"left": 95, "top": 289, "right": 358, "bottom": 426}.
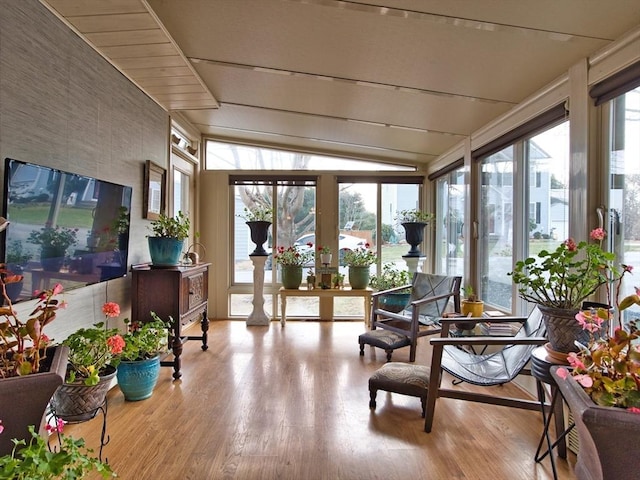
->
{"left": 544, "top": 342, "right": 570, "bottom": 364}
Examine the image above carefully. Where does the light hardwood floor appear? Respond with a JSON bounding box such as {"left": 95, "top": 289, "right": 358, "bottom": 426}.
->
{"left": 64, "top": 320, "right": 576, "bottom": 480}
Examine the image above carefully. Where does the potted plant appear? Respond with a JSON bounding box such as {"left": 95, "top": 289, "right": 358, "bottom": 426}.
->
{"left": 369, "top": 263, "right": 411, "bottom": 312}
{"left": 112, "top": 312, "right": 171, "bottom": 401}
{"left": 50, "top": 303, "right": 125, "bottom": 422}
{"left": 274, "top": 245, "right": 314, "bottom": 289}
{"left": 457, "top": 285, "right": 484, "bottom": 329}
{"left": 318, "top": 245, "right": 332, "bottom": 265}
{"left": 4, "top": 240, "right": 32, "bottom": 275}
{"left": 0, "top": 267, "right": 24, "bottom": 304}
{"left": 0, "top": 423, "right": 115, "bottom": 479}
{"left": 0, "top": 283, "right": 69, "bottom": 456}
{"left": 551, "top": 304, "right": 640, "bottom": 480}
{"left": 395, "top": 209, "right": 435, "bottom": 257}
{"left": 238, "top": 205, "right": 272, "bottom": 256}
{"left": 341, "top": 244, "right": 377, "bottom": 289}
{"left": 508, "top": 227, "right": 628, "bottom": 353}
{"left": 27, "top": 225, "right": 78, "bottom": 272}
{"left": 147, "top": 211, "right": 191, "bottom": 266}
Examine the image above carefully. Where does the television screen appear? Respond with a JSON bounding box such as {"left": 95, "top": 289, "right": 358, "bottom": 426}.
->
{"left": 2, "top": 158, "right": 132, "bottom": 303}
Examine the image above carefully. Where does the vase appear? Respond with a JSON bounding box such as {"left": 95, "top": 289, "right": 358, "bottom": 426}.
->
{"left": 551, "top": 366, "right": 640, "bottom": 480}
{"left": 148, "top": 237, "right": 184, "bottom": 266}
{"left": 0, "top": 345, "right": 69, "bottom": 456}
{"left": 378, "top": 292, "right": 410, "bottom": 313}
{"left": 281, "top": 265, "right": 303, "bottom": 289}
{"left": 116, "top": 356, "right": 161, "bottom": 401}
{"left": 348, "top": 266, "right": 370, "bottom": 289}
{"left": 401, "top": 222, "right": 427, "bottom": 257}
{"left": 246, "top": 221, "right": 271, "bottom": 256}
{"left": 320, "top": 253, "right": 332, "bottom": 265}
{"left": 50, "top": 365, "right": 117, "bottom": 422}
{"left": 40, "top": 246, "right": 66, "bottom": 272}
{"left": 538, "top": 305, "right": 584, "bottom": 354}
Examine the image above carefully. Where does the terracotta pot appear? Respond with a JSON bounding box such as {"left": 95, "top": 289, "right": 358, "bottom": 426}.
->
{"left": 0, "top": 346, "right": 69, "bottom": 455}
{"left": 551, "top": 366, "right": 640, "bottom": 480}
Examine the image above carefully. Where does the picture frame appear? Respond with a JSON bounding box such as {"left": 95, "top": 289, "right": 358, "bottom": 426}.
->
{"left": 143, "top": 160, "right": 166, "bottom": 220}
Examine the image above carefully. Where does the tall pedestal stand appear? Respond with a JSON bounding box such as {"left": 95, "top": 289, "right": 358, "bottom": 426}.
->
{"left": 247, "top": 255, "right": 270, "bottom": 326}
{"left": 403, "top": 256, "right": 426, "bottom": 274}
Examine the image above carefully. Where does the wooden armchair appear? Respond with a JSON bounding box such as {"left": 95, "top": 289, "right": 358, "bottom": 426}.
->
{"left": 423, "top": 307, "right": 547, "bottom": 432}
{"left": 370, "top": 273, "right": 462, "bottom": 362}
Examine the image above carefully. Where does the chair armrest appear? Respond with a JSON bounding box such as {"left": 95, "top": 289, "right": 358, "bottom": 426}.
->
{"left": 437, "top": 315, "right": 527, "bottom": 325}
{"left": 430, "top": 336, "right": 548, "bottom": 347}
{"left": 371, "top": 284, "right": 412, "bottom": 298}
{"left": 411, "top": 291, "right": 459, "bottom": 307}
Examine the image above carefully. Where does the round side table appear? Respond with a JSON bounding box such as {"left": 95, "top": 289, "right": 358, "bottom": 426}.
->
{"left": 530, "top": 346, "right": 575, "bottom": 480}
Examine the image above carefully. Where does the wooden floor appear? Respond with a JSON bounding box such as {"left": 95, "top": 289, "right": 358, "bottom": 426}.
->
{"left": 65, "top": 320, "right": 576, "bottom": 480}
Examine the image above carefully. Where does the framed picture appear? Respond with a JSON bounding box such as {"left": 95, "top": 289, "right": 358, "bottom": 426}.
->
{"left": 143, "top": 160, "right": 166, "bottom": 220}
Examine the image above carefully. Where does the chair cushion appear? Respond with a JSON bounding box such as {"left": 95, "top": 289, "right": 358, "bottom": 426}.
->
{"left": 369, "top": 362, "right": 431, "bottom": 397}
{"left": 359, "top": 330, "right": 411, "bottom": 350}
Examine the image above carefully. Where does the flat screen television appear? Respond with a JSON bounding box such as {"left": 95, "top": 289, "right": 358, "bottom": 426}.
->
{"left": 1, "top": 158, "right": 132, "bottom": 303}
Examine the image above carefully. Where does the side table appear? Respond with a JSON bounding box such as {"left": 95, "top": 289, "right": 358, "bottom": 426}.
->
{"left": 530, "top": 346, "right": 575, "bottom": 480}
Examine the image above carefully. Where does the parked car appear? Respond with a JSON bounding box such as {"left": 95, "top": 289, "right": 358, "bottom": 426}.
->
{"left": 266, "top": 233, "right": 367, "bottom": 270}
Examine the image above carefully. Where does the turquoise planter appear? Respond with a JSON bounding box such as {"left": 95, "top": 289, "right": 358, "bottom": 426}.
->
{"left": 116, "top": 356, "right": 161, "bottom": 401}
{"left": 348, "top": 266, "right": 370, "bottom": 289}
{"left": 148, "top": 237, "right": 184, "bottom": 266}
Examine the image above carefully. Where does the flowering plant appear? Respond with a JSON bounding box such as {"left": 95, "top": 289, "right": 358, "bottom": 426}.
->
{"left": 27, "top": 225, "right": 78, "bottom": 251}
{"left": 0, "top": 422, "right": 114, "bottom": 479}
{"left": 369, "top": 263, "right": 411, "bottom": 291}
{"left": 61, "top": 302, "right": 125, "bottom": 386}
{"left": 113, "top": 312, "right": 170, "bottom": 363}
{"left": 395, "top": 209, "right": 435, "bottom": 224}
{"left": 238, "top": 205, "right": 272, "bottom": 222}
{"left": 318, "top": 245, "right": 332, "bottom": 255}
{"left": 341, "top": 244, "right": 377, "bottom": 267}
{"left": 274, "top": 245, "right": 314, "bottom": 267}
{"left": 555, "top": 301, "right": 640, "bottom": 411}
{"left": 0, "top": 283, "right": 65, "bottom": 378}
{"left": 508, "top": 228, "right": 621, "bottom": 310}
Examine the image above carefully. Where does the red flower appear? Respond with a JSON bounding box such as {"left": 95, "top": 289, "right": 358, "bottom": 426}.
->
{"left": 563, "top": 238, "right": 577, "bottom": 251}
{"left": 107, "top": 334, "right": 125, "bottom": 354}
{"left": 102, "top": 302, "right": 120, "bottom": 318}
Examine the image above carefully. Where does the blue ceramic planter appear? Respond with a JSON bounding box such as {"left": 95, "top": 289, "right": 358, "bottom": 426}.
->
{"left": 116, "top": 356, "right": 161, "bottom": 401}
{"left": 148, "top": 237, "right": 184, "bottom": 266}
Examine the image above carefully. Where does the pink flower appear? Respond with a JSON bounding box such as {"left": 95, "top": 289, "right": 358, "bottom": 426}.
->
{"left": 51, "top": 283, "right": 64, "bottom": 296}
{"left": 107, "top": 334, "right": 125, "bottom": 354}
{"left": 45, "top": 418, "right": 65, "bottom": 433}
{"left": 590, "top": 228, "right": 606, "bottom": 241}
{"left": 574, "top": 374, "right": 594, "bottom": 388}
{"left": 102, "top": 302, "right": 120, "bottom": 318}
{"left": 555, "top": 367, "right": 569, "bottom": 379}
{"left": 575, "top": 311, "right": 603, "bottom": 333}
{"left": 0, "top": 419, "right": 4, "bottom": 434}
{"left": 623, "top": 264, "right": 633, "bottom": 273}
{"left": 627, "top": 407, "right": 640, "bottom": 414}
{"left": 567, "top": 352, "right": 586, "bottom": 370}
{"left": 564, "top": 238, "right": 577, "bottom": 251}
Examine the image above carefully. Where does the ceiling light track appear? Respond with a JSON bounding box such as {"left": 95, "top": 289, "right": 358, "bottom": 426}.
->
{"left": 190, "top": 57, "right": 511, "bottom": 105}
{"left": 285, "top": 0, "right": 613, "bottom": 42}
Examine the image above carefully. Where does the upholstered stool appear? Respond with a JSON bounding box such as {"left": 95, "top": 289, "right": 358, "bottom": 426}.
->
{"left": 368, "top": 362, "right": 431, "bottom": 417}
{"left": 359, "top": 330, "right": 411, "bottom": 361}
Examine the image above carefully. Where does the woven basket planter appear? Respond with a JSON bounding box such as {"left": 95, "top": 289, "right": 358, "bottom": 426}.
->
{"left": 50, "top": 365, "right": 117, "bottom": 422}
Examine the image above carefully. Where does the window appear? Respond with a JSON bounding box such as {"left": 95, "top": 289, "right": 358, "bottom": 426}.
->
{"left": 475, "top": 108, "right": 568, "bottom": 312}
{"left": 434, "top": 166, "right": 465, "bottom": 277}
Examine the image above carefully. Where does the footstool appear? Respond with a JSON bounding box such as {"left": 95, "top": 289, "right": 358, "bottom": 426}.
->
{"left": 368, "top": 362, "right": 431, "bottom": 417}
{"left": 358, "top": 330, "right": 411, "bottom": 362}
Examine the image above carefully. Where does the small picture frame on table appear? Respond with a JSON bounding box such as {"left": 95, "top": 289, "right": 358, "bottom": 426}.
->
{"left": 143, "top": 160, "right": 166, "bottom": 220}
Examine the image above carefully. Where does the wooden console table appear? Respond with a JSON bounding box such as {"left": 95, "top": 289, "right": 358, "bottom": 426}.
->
{"left": 131, "top": 263, "right": 210, "bottom": 379}
{"left": 279, "top": 286, "right": 372, "bottom": 327}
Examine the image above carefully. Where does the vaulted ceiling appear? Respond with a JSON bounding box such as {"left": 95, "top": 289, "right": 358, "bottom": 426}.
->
{"left": 41, "top": 0, "right": 640, "bottom": 167}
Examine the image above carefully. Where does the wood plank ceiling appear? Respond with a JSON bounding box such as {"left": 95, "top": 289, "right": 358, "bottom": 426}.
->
{"left": 40, "top": 0, "right": 640, "bottom": 168}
